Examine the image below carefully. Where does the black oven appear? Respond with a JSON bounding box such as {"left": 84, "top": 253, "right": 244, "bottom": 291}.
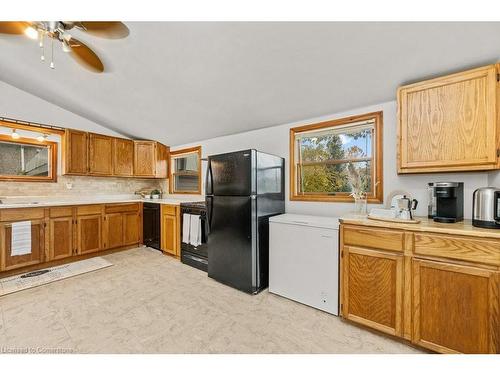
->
{"left": 180, "top": 201, "right": 208, "bottom": 271}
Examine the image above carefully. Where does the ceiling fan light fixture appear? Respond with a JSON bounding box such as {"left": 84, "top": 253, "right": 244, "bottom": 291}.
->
{"left": 11, "top": 129, "right": 20, "bottom": 139}
{"left": 24, "top": 26, "right": 38, "bottom": 40}
{"left": 62, "top": 40, "right": 71, "bottom": 52}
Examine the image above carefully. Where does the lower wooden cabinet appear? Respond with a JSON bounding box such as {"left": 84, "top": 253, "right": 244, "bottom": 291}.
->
{"left": 104, "top": 213, "right": 124, "bottom": 249}
{"left": 0, "top": 219, "right": 45, "bottom": 271}
{"left": 161, "top": 204, "right": 180, "bottom": 256}
{"left": 413, "top": 259, "right": 499, "bottom": 354}
{"left": 1, "top": 203, "right": 143, "bottom": 276}
{"left": 49, "top": 216, "right": 75, "bottom": 260}
{"left": 340, "top": 222, "right": 500, "bottom": 354}
{"left": 77, "top": 214, "right": 102, "bottom": 254}
{"left": 342, "top": 246, "right": 403, "bottom": 337}
{"left": 123, "top": 211, "right": 141, "bottom": 245}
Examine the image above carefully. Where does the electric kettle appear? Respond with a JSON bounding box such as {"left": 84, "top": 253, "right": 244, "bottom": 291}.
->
{"left": 472, "top": 187, "right": 500, "bottom": 229}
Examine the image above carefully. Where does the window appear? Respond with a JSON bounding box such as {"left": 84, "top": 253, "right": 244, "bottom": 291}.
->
{"left": 0, "top": 134, "right": 58, "bottom": 182}
{"left": 169, "top": 146, "right": 202, "bottom": 194}
{"left": 290, "top": 111, "right": 383, "bottom": 203}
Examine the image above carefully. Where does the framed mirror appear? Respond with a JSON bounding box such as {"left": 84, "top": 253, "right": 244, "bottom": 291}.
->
{"left": 0, "top": 134, "right": 57, "bottom": 182}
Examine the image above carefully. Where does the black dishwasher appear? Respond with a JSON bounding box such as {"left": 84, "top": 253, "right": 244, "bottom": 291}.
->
{"left": 143, "top": 202, "right": 161, "bottom": 250}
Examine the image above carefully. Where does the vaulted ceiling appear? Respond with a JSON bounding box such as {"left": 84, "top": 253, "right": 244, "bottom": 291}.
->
{"left": 1, "top": 22, "right": 499, "bottom": 145}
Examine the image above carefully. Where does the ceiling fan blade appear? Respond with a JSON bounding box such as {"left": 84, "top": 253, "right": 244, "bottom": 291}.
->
{"left": 67, "top": 37, "right": 104, "bottom": 73}
{"left": 0, "top": 21, "right": 30, "bottom": 35}
{"left": 75, "top": 21, "right": 129, "bottom": 39}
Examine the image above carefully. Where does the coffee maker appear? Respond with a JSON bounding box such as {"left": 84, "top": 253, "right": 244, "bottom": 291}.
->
{"left": 430, "top": 182, "right": 464, "bottom": 223}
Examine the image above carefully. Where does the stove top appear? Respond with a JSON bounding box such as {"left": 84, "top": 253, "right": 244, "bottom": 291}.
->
{"left": 180, "top": 201, "right": 206, "bottom": 209}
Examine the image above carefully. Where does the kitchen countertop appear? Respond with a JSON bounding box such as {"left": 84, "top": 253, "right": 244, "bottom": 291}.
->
{"left": 340, "top": 214, "right": 500, "bottom": 239}
{"left": 0, "top": 195, "right": 205, "bottom": 209}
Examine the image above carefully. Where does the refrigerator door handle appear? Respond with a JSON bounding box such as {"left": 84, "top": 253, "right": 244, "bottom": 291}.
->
{"left": 206, "top": 195, "right": 214, "bottom": 230}
{"left": 206, "top": 159, "right": 214, "bottom": 196}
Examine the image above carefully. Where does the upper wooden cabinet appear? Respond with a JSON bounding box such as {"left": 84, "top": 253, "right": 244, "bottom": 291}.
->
{"left": 64, "top": 129, "right": 89, "bottom": 175}
{"left": 63, "top": 129, "right": 167, "bottom": 178}
{"left": 398, "top": 64, "right": 500, "bottom": 173}
{"left": 134, "top": 141, "right": 169, "bottom": 178}
{"left": 89, "top": 133, "right": 113, "bottom": 175}
{"left": 113, "top": 138, "right": 134, "bottom": 176}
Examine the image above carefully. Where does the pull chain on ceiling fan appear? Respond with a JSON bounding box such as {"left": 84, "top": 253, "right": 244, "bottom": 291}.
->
{"left": 0, "top": 21, "right": 129, "bottom": 73}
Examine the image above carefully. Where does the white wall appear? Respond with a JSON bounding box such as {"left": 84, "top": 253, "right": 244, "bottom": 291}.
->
{"left": 173, "top": 101, "right": 490, "bottom": 219}
{"left": 489, "top": 171, "right": 500, "bottom": 187}
{"left": 0, "top": 80, "right": 122, "bottom": 137}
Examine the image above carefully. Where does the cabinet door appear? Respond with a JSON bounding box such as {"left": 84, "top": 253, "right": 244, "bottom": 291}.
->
{"left": 103, "top": 213, "right": 124, "bottom": 249}
{"left": 161, "top": 214, "right": 177, "bottom": 256}
{"left": 398, "top": 64, "right": 498, "bottom": 173}
{"left": 49, "top": 217, "right": 74, "bottom": 260}
{"left": 77, "top": 215, "right": 102, "bottom": 254}
{"left": 123, "top": 211, "right": 141, "bottom": 245}
{"left": 64, "top": 129, "right": 88, "bottom": 174}
{"left": 0, "top": 219, "right": 45, "bottom": 271}
{"left": 154, "top": 143, "right": 168, "bottom": 178}
{"left": 89, "top": 133, "right": 113, "bottom": 175}
{"left": 342, "top": 246, "right": 404, "bottom": 336}
{"left": 413, "top": 259, "right": 499, "bottom": 354}
{"left": 134, "top": 141, "right": 156, "bottom": 177}
{"left": 113, "top": 138, "right": 134, "bottom": 176}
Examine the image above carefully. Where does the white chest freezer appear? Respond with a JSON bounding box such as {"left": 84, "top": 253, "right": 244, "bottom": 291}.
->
{"left": 269, "top": 214, "right": 340, "bottom": 315}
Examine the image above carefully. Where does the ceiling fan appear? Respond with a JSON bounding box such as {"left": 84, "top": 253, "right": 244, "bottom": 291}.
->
{"left": 0, "top": 21, "right": 129, "bottom": 73}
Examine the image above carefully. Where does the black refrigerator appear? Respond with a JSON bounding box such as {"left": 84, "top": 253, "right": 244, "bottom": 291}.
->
{"left": 206, "top": 149, "right": 285, "bottom": 294}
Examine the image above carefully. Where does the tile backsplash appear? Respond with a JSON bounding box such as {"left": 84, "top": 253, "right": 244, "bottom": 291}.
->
{"left": 0, "top": 175, "right": 167, "bottom": 197}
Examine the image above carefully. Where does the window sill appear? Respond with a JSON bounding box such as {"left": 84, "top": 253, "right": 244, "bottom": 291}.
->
{"left": 290, "top": 194, "right": 382, "bottom": 204}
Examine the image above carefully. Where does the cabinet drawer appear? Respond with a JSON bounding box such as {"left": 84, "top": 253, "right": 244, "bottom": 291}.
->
{"left": 414, "top": 233, "right": 500, "bottom": 267}
{"left": 76, "top": 205, "right": 102, "bottom": 216}
{"left": 343, "top": 226, "right": 404, "bottom": 253}
{"left": 105, "top": 203, "right": 140, "bottom": 214}
{"left": 162, "top": 204, "right": 177, "bottom": 216}
{"left": 50, "top": 206, "right": 74, "bottom": 218}
{"left": 0, "top": 208, "right": 45, "bottom": 222}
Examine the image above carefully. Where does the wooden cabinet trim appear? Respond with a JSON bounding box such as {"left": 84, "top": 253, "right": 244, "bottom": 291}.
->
{"left": 343, "top": 225, "right": 404, "bottom": 253}
{"left": 104, "top": 203, "right": 141, "bottom": 214}
{"left": 76, "top": 205, "right": 102, "bottom": 216}
{"left": 414, "top": 233, "right": 500, "bottom": 267}
{"left": 0, "top": 208, "right": 45, "bottom": 222}
{"left": 49, "top": 206, "right": 74, "bottom": 218}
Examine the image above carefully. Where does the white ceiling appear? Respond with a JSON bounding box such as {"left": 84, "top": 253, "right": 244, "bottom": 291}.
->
{"left": 0, "top": 22, "right": 499, "bottom": 146}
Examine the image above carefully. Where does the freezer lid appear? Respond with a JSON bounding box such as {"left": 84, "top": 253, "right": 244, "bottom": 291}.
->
{"left": 269, "top": 214, "right": 340, "bottom": 230}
